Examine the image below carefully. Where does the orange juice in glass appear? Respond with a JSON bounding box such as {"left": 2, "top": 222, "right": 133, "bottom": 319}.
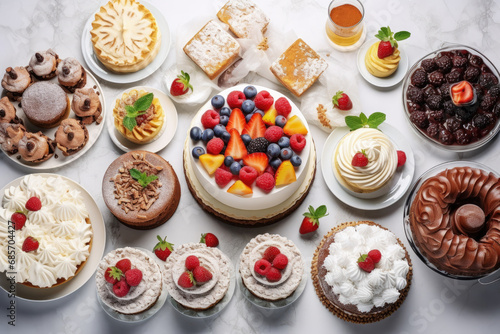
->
{"left": 326, "top": 0, "right": 365, "bottom": 51}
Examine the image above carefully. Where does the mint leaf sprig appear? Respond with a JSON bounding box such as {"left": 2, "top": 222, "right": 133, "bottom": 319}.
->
{"left": 129, "top": 168, "right": 158, "bottom": 188}
{"left": 345, "top": 112, "right": 386, "bottom": 131}
{"left": 123, "top": 93, "right": 154, "bottom": 131}
{"left": 374, "top": 26, "right": 411, "bottom": 48}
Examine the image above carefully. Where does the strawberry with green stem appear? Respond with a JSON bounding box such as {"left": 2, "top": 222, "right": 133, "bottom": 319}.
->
{"left": 299, "top": 205, "right": 329, "bottom": 234}
{"left": 332, "top": 91, "right": 353, "bottom": 111}
{"left": 375, "top": 26, "right": 411, "bottom": 59}
{"left": 170, "top": 70, "right": 193, "bottom": 96}
{"left": 153, "top": 235, "right": 174, "bottom": 261}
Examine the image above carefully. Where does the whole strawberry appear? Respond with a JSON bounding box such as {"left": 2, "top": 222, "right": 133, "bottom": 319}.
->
{"left": 178, "top": 271, "right": 195, "bottom": 288}
{"left": 397, "top": 150, "right": 407, "bottom": 167}
{"left": 153, "top": 235, "right": 174, "bottom": 261}
{"left": 374, "top": 26, "right": 411, "bottom": 59}
{"left": 11, "top": 212, "right": 26, "bottom": 230}
{"left": 25, "top": 196, "right": 42, "bottom": 211}
{"left": 332, "top": 91, "right": 352, "bottom": 111}
{"left": 299, "top": 205, "right": 328, "bottom": 234}
{"left": 357, "top": 254, "right": 375, "bottom": 273}
{"left": 170, "top": 70, "right": 193, "bottom": 96}
{"left": 193, "top": 266, "right": 213, "bottom": 284}
{"left": 200, "top": 233, "right": 219, "bottom": 247}
{"left": 105, "top": 266, "right": 123, "bottom": 285}
{"left": 22, "top": 236, "right": 39, "bottom": 252}
{"left": 352, "top": 150, "right": 368, "bottom": 167}
{"left": 115, "top": 259, "right": 131, "bottom": 273}
{"left": 185, "top": 255, "right": 200, "bottom": 271}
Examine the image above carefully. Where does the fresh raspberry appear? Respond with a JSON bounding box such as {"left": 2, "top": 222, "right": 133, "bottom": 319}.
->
{"left": 254, "top": 90, "right": 274, "bottom": 111}
{"left": 275, "top": 97, "right": 291, "bottom": 117}
{"left": 125, "top": 268, "right": 143, "bottom": 287}
{"left": 214, "top": 168, "right": 233, "bottom": 188}
{"left": 264, "top": 126, "right": 284, "bottom": 143}
{"left": 264, "top": 165, "right": 274, "bottom": 177}
{"left": 185, "top": 255, "right": 200, "bottom": 271}
{"left": 21, "top": 236, "right": 39, "bottom": 252}
{"left": 368, "top": 249, "right": 382, "bottom": 264}
{"left": 11, "top": 212, "right": 26, "bottom": 230}
{"left": 256, "top": 173, "right": 275, "bottom": 193}
{"left": 115, "top": 259, "right": 131, "bottom": 274}
{"left": 206, "top": 138, "right": 224, "bottom": 155}
{"left": 201, "top": 110, "right": 220, "bottom": 129}
{"left": 113, "top": 280, "right": 130, "bottom": 297}
{"left": 239, "top": 166, "right": 258, "bottom": 186}
{"left": 193, "top": 266, "right": 213, "bottom": 283}
{"left": 265, "top": 267, "right": 282, "bottom": 282}
{"left": 263, "top": 246, "right": 280, "bottom": 262}
{"left": 227, "top": 90, "right": 245, "bottom": 109}
{"left": 25, "top": 197, "right": 41, "bottom": 211}
{"left": 254, "top": 259, "right": 272, "bottom": 276}
{"left": 290, "top": 134, "right": 306, "bottom": 152}
{"left": 272, "top": 253, "right": 288, "bottom": 270}
{"left": 178, "top": 271, "right": 195, "bottom": 288}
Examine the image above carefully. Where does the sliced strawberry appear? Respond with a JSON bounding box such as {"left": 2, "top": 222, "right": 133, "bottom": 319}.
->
{"left": 224, "top": 128, "right": 248, "bottom": 160}
{"left": 226, "top": 108, "right": 246, "bottom": 134}
{"left": 242, "top": 113, "right": 266, "bottom": 139}
{"left": 242, "top": 153, "right": 269, "bottom": 175}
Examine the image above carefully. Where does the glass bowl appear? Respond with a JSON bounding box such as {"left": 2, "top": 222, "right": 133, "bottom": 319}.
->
{"left": 402, "top": 44, "right": 500, "bottom": 152}
{"left": 403, "top": 161, "right": 500, "bottom": 280}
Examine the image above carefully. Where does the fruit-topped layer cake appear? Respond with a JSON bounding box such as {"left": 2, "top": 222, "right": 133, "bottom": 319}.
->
{"left": 96, "top": 247, "right": 163, "bottom": 315}
{"left": 165, "top": 243, "right": 232, "bottom": 310}
{"left": 365, "top": 27, "right": 410, "bottom": 78}
{"left": 102, "top": 151, "right": 180, "bottom": 229}
{"left": 312, "top": 221, "right": 412, "bottom": 324}
{"left": 0, "top": 175, "right": 93, "bottom": 288}
{"left": 239, "top": 233, "right": 304, "bottom": 301}
{"left": 186, "top": 84, "right": 312, "bottom": 211}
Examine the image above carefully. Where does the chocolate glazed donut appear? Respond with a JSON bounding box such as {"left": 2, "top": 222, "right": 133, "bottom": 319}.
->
{"left": 409, "top": 167, "right": 500, "bottom": 277}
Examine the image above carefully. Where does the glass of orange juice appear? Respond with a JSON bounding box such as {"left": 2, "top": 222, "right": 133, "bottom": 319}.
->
{"left": 326, "top": 0, "right": 366, "bottom": 51}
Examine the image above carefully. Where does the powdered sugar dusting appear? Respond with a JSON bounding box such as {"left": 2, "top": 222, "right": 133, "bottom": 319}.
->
{"left": 218, "top": 0, "right": 269, "bottom": 38}
{"left": 22, "top": 82, "right": 68, "bottom": 122}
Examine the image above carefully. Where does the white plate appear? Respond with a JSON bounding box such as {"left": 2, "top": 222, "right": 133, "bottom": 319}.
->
{"left": 81, "top": 1, "right": 171, "bottom": 84}
{"left": 1, "top": 69, "right": 106, "bottom": 171}
{"left": 236, "top": 261, "right": 308, "bottom": 309}
{"left": 97, "top": 248, "right": 168, "bottom": 322}
{"left": 0, "top": 173, "right": 106, "bottom": 301}
{"left": 168, "top": 264, "right": 235, "bottom": 318}
{"left": 107, "top": 86, "right": 178, "bottom": 153}
{"left": 357, "top": 38, "right": 409, "bottom": 88}
{"left": 321, "top": 123, "right": 415, "bottom": 210}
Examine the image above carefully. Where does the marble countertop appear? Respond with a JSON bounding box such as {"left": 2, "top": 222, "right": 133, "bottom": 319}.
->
{"left": 1, "top": 0, "right": 500, "bottom": 333}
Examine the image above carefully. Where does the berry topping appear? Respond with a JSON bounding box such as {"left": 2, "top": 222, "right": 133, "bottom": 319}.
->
{"left": 275, "top": 160, "right": 296, "bottom": 186}
{"left": 267, "top": 143, "right": 281, "bottom": 158}
{"left": 357, "top": 254, "right": 375, "bottom": 273}
{"left": 299, "top": 205, "right": 328, "bottom": 235}
{"left": 351, "top": 150, "right": 368, "bottom": 167}
{"left": 265, "top": 267, "right": 282, "bottom": 282}
{"left": 290, "top": 134, "right": 306, "bottom": 152}
{"left": 113, "top": 280, "right": 130, "bottom": 297}
{"left": 105, "top": 266, "right": 123, "bottom": 285}
{"left": 239, "top": 166, "right": 258, "bottom": 186}
{"left": 242, "top": 113, "right": 266, "bottom": 139}
{"left": 125, "top": 268, "right": 143, "bottom": 287}
{"left": 254, "top": 259, "right": 272, "bottom": 276}
{"left": 193, "top": 266, "right": 213, "bottom": 284}
{"left": 332, "top": 91, "right": 353, "bottom": 110}
{"left": 170, "top": 71, "right": 193, "bottom": 96}
{"left": 374, "top": 26, "right": 411, "bottom": 58}
{"left": 283, "top": 115, "right": 308, "bottom": 136}
{"left": 229, "top": 161, "right": 242, "bottom": 175}
{"left": 241, "top": 100, "right": 255, "bottom": 114}
{"left": 264, "top": 126, "right": 284, "bottom": 143}
{"left": 368, "top": 249, "right": 382, "bottom": 264}
{"left": 275, "top": 115, "right": 287, "bottom": 128}
{"left": 243, "top": 85, "right": 257, "bottom": 99}
{"left": 192, "top": 146, "right": 205, "bottom": 159}
{"left": 215, "top": 167, "right": 233, "bottom": 188}
{"left": 185, "top": 255, "right": 200, "bottom": 271}
{"left": 153, "top": 235, "right": 174, "bottom": 261}
{"left": 272, "top": 253, "right": 289, "bottom": 270}
{"left": 224, "top": 128, "right": 248, "bottom": 160}
{"left": 190, "top": 126, "right": 202, "bottom": 141}
{"left": 435, "top": 55, "right": 452, "bottom": 73}
{"left": 256, "top": 173, "right": 275, "bottom": 193}
{"left": 211, "top": 95, "right": 225, "bottom": 109}
{"left": 178, "top": 271, "right": 195, "bottom": 288}
{"left": 275, "top": 97, "right": 291, "bottom": 117}
{"left": 247, "top": 137, "right": 269, "bottom": 154}
{"left": 411, "top": 69, "right": 428, "bottom": 88}
{"left": 206, "top": 138, "right": 224, "bottom": 155}
{"left": 213, "top": 124, "right": 227, "bottom": 137}
{"left": 277, "top": 136, "right": 290, "bottom": 148}
{"left": 201, "top": 129, "right": 214, "bottom": 143}
{"left": 201, "top": 110, "right": 220, "bottom": 129}
{"left": 290, "top": 155, "right": 302, "bottom": 167}
{"left": 200, "top": 233, "right": 219, "bottom": 247}
{"left": 25, "top": 197, "right": 41, "bottom": 211}
{"left": 115, "top": 258, "right": 131, "bottom": 274}
{"left": 226, "top": 108, "right": 246, "bottom": 134}
{"left": 397, "top": 150, "right": 407, "bottom": 167}
{"left": 11, "top": 212, "right": 26, "bottom": 230}
{"left": 254, "top": 90, "right": 274, "bottom": 111}
{"left": 227, "top": 180, "right": 253, "bottom": 196}
{"left": 227, "top": 90, "right": 246, "bottom": 109}
{"left": 22, "top": 236, "right": 39, "bottom": 252}
{"left": 199, "top": 154, "right": 225, "bottom": 175}
{"left": 242, "top": 152, "right": 268, "bottom": 175}
{"left": 280, "top": 147, "right": 293, "bottom": 160}
{"left": 263, "top": 246, "right": 280, "bottom": 262}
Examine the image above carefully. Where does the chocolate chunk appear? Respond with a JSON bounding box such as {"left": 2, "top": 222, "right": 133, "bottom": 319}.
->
{"left": 35, "top": 52, "right": 44, "bottom": 63}
{"left": 62, "top": 66, "right": 70, "bottom": 75}
{"left": 26, "top": 141, "right": 35, "bottom": 151}
{"left": 67, "top": 132, "right": 74, "bottom": 141}
{"left": 82, "top": 98, "right": 91, "bottom": 110}
{"left": 0, "top": 109, "right": 5, "bottom": 118}
{"left": 54, "top": 154, "right": 58, "bottom": 159}
{"left": 6, "top": 67, "right": 17, "bottom": 80}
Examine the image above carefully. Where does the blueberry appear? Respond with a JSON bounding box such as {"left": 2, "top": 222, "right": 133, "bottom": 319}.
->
{"left": 230, "top": 161, "right": 242, "bottom": 175}
{"left": 278, "top": 137, "right": 290, "bottom": 148}
{"left": 270, "top": 157, "right": 282, "bottom": 170}
{"left": 211, "top": 95, "right": 225, "bottom": 109}
{"left": 220, "top": 115, "right": 229, "bottom": 126}
{"left": 190, "top": 126, "right": 202, "bottom": 141}
{"left": 290, "top": 155, "right": 302, "bottom": 167}
{"left": 254, "top": 109, "right": 265, "bottom": 117}
{"left": 241, "top": 134, "right": 252, "bottom": 146}
{"left": 220, "top": 107, "right": 231, "bottom": 117}
{"left": 221, "top": 145, "right": 227, "bottom": 155}
{"left": 239, "top": 160, "right": 245, "bottom": 166}
{"left": 245, "top": 112, "right": 254, "bottom": 123}
{"left": 201, "top": 129, "right": 214, "bottom": 143}
{"left": 243, "top": 85, "right": 257, "bottom": 99}
{"left": 280, "top": 147, "right": 293, "bottom": 160}
{"left": 267, "top": 143, "right": 281, "bottom": 158}
{"left": 224, "top": 156, "right": 234, "bottom": 167}
{"left": 192, "top": 146, "right": 205, "bottom": 159}
{"left": 275, "top": 115, "right": 287, "bottom": 128}
{"left": 221, "top": 131, "right": 231, "bottom": 143}
{"left": 241, "top": 100, "right": 255, "bottom": 114}
{"left": 213, "top": 124, "right": 226, "bottom": 137}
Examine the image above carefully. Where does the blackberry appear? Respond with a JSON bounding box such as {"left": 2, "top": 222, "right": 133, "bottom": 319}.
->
{"left": 455, "top": 107, "right": 474, "bottom": 121}
{"left": 427, "top": 123, "right": 440, "bottom": 138}
{"left": 438, "top": 129, "right": 454, "bottom": 145}
{"left": 421, "top": 58, "right": 437, "bottom": 73}
{"left": 488, "top": 85, "right": 500, "bottom": 99}
{"left": 494, "top": 103, "right": 500, "bottom": 117}
{"left": 464, "top": 66, "right": 481, "bottom": 82}
{"left": 452, "top": 55, "right": 468, "bottom": 68}
{"left": 423, "top": 86, "right": 438, "bottom": 99}
{"left": 469, "top": 54, "right": 483, "bottom": 67}
{"left": 435, "top": 55, "right": 452, "bottom": 73}
{"left": 429, "top": 110, "right": 444, "bottom": 123}
{"left": 439, "top": 83, "right": 452, "bottom": 100}
{"left": 472, "top": 114, "right": 489, "bottom": 129}
{"left": 426, "top": 95, "right": 443, "bottom": 111}
{"left": 410, "top": 111, "right": 428, "bottom": 128}
{"left": 454, "top": 129, "right": 471, "bottom": 145}
{"left": 247, "top": 137, "right": 269, "bottom": 154}
{"left": 445, "top": 117, "right": 461, "bottom": 132}
{"left": 411, "top": 69, "right": 428, "bottom": 88}
{"left": 408, "top": 101, "right": 423, "bottom": 113}
{"left": 446, "top": 69, "right": 462, "bottom": 83}
{"left": 443, "top": 100, "right": 456, "bottom": 116}
{"left": 428, "top": 71, "right": 444, "bottom": 86}
{"left": 480, "top": 94, "right": 497, "bottom": 112}
{"left": 479, "top": 73, "right": 499, "bottom": 90}
{"left": 407, "top": 86, "right": 424, "bottom": 103}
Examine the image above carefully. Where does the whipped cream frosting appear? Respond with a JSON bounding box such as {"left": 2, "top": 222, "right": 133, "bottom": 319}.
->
{"left": 165, "top": 243, "right": 231, "bottom": 310}
{"left": 17, "top": 132, "right": 51, "bottom": 162}
{"left": 334, "top": 128, "right": 397, "bottom": 193}
{"left": 0, "top": 123, "right": 25, "bottom": 153}
{"left": 240, "top": 233, "right": 303, "bottom": 301}
{"left": 323, "top": 224, "right": 409, "bottom": 313}
{"left": 29, "top": 49, "right": 58, "bottom": 77}
{"left": 72, "top": 88, "right": 100, "bottom": 118}
{"left": 0, "top": 97, "right": 17, "bottom": 123}
{"left": 55, "top": 118, "right": 87, "bottom": 151}
{"left": 0, "top": 175, "right": 92, "bottom": 288}
{"left": 57, "top": 58, "right": 83, "bottom": 86}
{"left": 96, "top": 247, "right": 163, "bottom": 315}
{"left": 1, "top": 66, "right": 31, "bottom": 93}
